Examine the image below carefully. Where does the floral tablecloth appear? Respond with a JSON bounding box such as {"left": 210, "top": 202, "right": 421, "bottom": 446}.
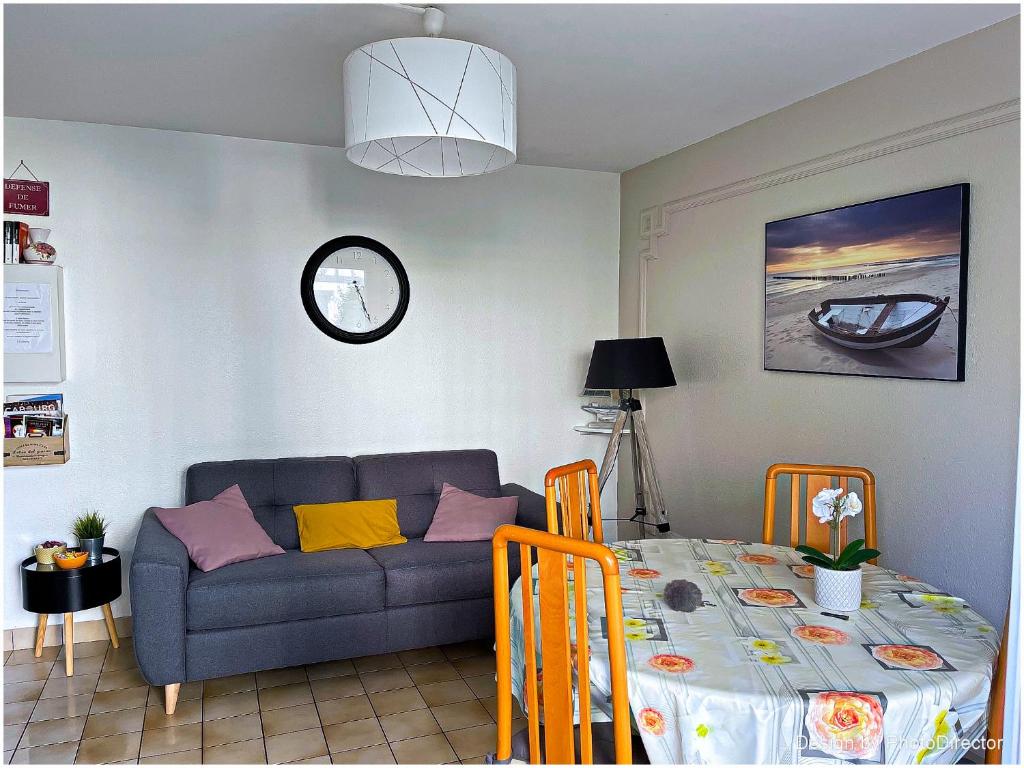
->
{"left": 508, "top": 538, "right": 998, "bottom": 764}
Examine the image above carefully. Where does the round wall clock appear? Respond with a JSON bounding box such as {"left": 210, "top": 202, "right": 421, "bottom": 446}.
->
{"left": 300, "top": 236, "right": 410, "bottom": 344}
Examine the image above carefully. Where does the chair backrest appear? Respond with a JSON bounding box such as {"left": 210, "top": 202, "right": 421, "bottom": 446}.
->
{"left": 544, "top": 459, "right": 604, "bottom": 543}
{"left": 763, "top": 463, "right": 877, "bottom": 562}
{"left": 492, "top": 525, "right": 631, "bottom": 765}
{"left": 985, "top": 609, "right": 1009, "bottom": 764}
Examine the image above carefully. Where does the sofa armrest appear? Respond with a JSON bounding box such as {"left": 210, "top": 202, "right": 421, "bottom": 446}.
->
{"left": 501, "top": 483, "right": 549, "bottom": 533}
{"left": 130, "top": 508, "right": 189, "bottom": 685}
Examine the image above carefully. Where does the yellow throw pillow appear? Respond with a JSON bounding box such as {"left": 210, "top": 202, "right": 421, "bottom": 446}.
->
{"left": 293, "top": 499, "right": 407, "bottom": 552}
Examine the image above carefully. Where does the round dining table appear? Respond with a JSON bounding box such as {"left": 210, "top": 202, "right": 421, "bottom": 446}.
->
{"left": 507, "top": 537, "right": 999, "bottom": 765}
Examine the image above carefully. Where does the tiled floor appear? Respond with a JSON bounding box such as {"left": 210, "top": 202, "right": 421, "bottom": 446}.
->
{"left": 3, "top": 638, "right": 524, "bottom": 764}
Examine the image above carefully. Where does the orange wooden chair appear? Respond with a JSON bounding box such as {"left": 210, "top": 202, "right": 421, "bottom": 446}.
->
{"left": 545, "top": 459, "right": 604, "bottom": 543}
{"left": 763, "top": 463, "right": 878, "bottom": 564}
{"left": 492, "top": 524, "right": 632, "bottom": 764}
{"left": 985, "top": 610, "right": 1009, "bottom": 764}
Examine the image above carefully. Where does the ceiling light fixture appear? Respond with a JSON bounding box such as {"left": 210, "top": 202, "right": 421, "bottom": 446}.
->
{"left": 342, "top": 6, "right": 517, "bottom": 177}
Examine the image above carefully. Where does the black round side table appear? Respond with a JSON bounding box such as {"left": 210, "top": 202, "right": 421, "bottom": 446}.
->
{"left": 21, "top": 547, "right": 122, "bottom": 676}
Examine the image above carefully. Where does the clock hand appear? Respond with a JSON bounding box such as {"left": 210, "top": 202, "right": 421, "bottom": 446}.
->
{"left": 352, "top": 282, "right": 372, "bottom": 322}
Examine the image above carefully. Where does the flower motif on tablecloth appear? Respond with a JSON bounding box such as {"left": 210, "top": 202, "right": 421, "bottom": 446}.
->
{"left": 868, "top": 644, "right": 952, "bottom": 671}
{"left": 802, "top": 691, "right": 886, "bottom": 762}
{"left": 918, "top": 595, "right": 965, "bottom": 614}
{"left": 758, "top": 653, "right": 793, "bottom": 665}
{"left": 695, "top": 723, "right": 711, "bottom": 738}
{"left": 610, "top": 545, "right": 643, "bottom": 562}
{"left": 703, "top": 561, "right": 732, "bottom": 576}
{"left": 914, "top": 709, "right": 958, "bottom": 763}
{"left": 897, "top": 574, "right": 922, "bottom": 584}
{"left": 737, "top": 553, "right": 779, "bottom": 565}
{"left": 628, "top": 568, "right": 661, "bottom": 579}
{"left": 792, "top": 625, "right": 851, "bottom": 645}
{"left": 639, "top": 707, "right": 667, "bottom": 736}
{"left": 860, "top": 598, "right": 880, "bottom": 609}
{"left": 569, "top": 642, "right": 591, "bottom": 670}
{"left": 704, "top": 538, "right": 748, "bottom": 545}
{"left": 648, "top": 653, "right": 695, "bottom": 673}
{"left": 735, "top": 587, "right": 803, "bottom": 608}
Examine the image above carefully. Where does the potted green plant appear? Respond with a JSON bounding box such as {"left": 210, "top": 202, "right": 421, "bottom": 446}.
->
{"left": 72, "top": 511, "right": 108, "bottom": 563}
{"left": 796, "top": 489, "right": 880, "bottom": 612}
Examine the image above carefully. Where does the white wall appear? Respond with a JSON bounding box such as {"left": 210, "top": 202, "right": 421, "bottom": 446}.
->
{"left": 619, "top": 19, "right": 1020, "bottom": 625}
{"left": 3, "top": 118, "right": 620, "bottom": 629}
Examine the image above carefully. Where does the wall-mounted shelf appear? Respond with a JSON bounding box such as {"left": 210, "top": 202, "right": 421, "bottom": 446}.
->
{"left": 573, "top": 425, "right": 629, "bottom": 435}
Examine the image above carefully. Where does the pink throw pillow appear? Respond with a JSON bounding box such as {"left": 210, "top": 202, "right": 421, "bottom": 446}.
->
{"left": 155, "top": 484, "right": 285, "bottom": 571}
{"left": 423, "top": 483, "right": 519, "bottom": 542}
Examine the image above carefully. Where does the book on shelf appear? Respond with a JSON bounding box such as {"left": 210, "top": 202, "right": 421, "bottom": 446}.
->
{"left": 3, "top": 220, "right": 29, "bottom": 264}
{"left": 4, "top": 221, "right": 17, "bottom": 264}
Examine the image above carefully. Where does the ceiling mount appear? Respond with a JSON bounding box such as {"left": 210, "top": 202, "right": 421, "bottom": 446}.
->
{"left": 343, "top": 5, "right": 516, "bottom": 177}
{"left": 392, "top": 5, "right": 446, "bottom": 36}
{"left": 422, "top": 7, "right": 445, "bottom": 37}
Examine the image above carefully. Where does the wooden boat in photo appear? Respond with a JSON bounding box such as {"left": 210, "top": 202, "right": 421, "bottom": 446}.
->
{"left": 808, "top": 294, "right": 950, "bottom": 350}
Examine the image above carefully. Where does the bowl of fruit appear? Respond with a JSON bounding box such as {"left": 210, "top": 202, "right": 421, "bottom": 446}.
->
{"left": 54, "top": 550, "right": 88, "bottom": 570}
{"left": 34, "top": 541, "right": 67, "bottom": 565}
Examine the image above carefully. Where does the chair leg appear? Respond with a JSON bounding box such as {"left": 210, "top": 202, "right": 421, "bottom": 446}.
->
{"left": 34, "top": 614, "right": 48, "bottom": 657}
{"left": 165, "top": 683, "right": 181, "bottom": 715}
{"left": 101, "top": 604, "right": 120, "bottom": 649}
{"left": 63, "top": 613, "right": 73, "bottom": 676}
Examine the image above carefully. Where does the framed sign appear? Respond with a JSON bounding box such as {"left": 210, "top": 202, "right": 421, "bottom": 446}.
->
{"left": 4, "top": 179, "right": 49, "bottom": 217}
{"left": 4, "top": 162, "right": 50, "bottom": 217}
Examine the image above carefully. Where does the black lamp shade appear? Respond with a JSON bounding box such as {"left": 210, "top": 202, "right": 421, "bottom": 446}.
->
{"left": 584, "top": 337, "right": 676, "bottom": 390}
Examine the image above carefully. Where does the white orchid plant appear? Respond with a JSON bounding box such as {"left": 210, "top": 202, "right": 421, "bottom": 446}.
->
{"left": 796, "top": 488, "right": 880, "bottom": 572}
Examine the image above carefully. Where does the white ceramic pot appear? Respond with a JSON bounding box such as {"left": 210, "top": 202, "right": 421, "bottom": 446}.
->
{"left": 24, "top": 228, "right": 56, "bottom": 264}
{"left": 814, "top": 565, "right": 862, "bottom": 612}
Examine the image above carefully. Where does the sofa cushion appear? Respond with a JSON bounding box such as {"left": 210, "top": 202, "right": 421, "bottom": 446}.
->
{"left": 367, "top": 538, "right": 520, "bottom": 608}
{"left": 423, "top": 483, "right": 518, "bottom": 542}
{"left": 186, "top": 549, "right": 384, "bottom": 631}
{"left": 294, "top": 499, "right": 407, "bottom": 552}
{"left": 185, "top": 457, "right": 357, "bottom": 550}
{"left": 355, "top": 450, "right": 501, "bottom": 538}
{"left": 155, "top": 484, "right": 285, "bottom": 572}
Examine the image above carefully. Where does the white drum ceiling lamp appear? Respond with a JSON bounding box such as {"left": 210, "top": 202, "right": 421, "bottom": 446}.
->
{"left": 343, "top": 6, "right": 516, "bottom": 177}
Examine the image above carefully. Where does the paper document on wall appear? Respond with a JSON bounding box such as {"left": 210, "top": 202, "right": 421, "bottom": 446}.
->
{"left": 4, "top": 282, "right": 53, "bottom": 354}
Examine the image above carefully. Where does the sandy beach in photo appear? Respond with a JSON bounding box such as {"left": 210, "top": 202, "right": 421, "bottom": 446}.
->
{"left": 764, "top": 262, "right": 961, "bottom": 379}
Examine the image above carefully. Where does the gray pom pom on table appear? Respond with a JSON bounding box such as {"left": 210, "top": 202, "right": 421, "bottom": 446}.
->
{"left": 663, "top": 579, "right": 703, "bottom": 612}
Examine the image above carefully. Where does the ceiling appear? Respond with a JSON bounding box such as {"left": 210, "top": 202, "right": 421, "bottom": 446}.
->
{"left": 4, "top": 4, "right": 1018, "bottom": 172}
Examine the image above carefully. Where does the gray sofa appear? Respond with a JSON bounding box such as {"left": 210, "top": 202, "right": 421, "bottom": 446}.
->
{"left": 130, "top": 449, "right": 546, "bottom": 712}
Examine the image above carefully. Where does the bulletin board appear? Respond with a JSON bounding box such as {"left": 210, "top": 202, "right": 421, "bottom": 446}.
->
{"left": 4, "top": 264, "right": 65, "bottom": 383}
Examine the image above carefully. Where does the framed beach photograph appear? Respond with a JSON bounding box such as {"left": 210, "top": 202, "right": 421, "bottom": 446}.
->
{"left": 764, "top": 184, "right": 969, "bottom": 381}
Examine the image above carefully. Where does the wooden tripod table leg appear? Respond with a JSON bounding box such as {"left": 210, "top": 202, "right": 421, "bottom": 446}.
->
{"left": 63, "top": 613, "right": 74, "bottom": 676}
{"left": 101, "top": 604, "right": 120, "bottom": 649}
{"left": 34, "top": 614, "right": 48, "bottom": 658}
{"left": 165, "top": 684, "right": 181, "bottom": 715}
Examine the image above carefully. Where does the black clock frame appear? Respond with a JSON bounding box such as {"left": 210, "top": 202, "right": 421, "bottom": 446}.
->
{"left": 300, "top": 236, "right": 410, "bottom": 344}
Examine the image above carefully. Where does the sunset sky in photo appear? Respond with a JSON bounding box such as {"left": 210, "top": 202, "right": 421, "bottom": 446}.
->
{"left": 765, "top": 185, "right": 965, "bottom": 274}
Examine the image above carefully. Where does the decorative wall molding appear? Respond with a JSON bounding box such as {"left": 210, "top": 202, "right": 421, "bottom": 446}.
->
{"left": 635, "top": 98, "right": 1020, "bottom": 335}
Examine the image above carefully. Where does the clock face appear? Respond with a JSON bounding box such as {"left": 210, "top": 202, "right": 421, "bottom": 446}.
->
{"left": 301, "top": 237, "right": 409, "bottom": 343}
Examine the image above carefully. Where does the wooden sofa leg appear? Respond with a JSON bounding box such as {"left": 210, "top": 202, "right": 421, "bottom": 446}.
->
{"left": 165, "top": 683, "right": 181, "bottom": 715}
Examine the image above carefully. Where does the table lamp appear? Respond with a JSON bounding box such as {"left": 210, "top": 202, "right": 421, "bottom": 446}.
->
{"left": 584, "top": 337, "right": 676, "bottom": 537}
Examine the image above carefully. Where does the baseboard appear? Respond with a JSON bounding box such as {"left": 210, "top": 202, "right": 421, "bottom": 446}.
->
{"left": 4, "top": 616, "right": 133, "bottom": 652}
